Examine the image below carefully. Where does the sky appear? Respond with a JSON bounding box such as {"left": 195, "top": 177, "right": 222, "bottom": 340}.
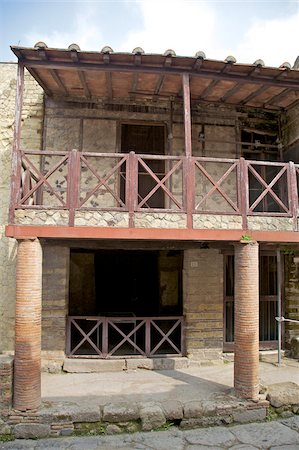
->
{"left": 0, "top": 0, "right": 298, "bottom": 67}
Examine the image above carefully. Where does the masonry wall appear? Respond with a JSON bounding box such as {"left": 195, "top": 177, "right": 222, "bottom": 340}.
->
{"left": 282, "top": 103, "right": 299, "bottom": 162}
{"left": 183, "top": 248, "right": 223, "bottom": 361}
{"left": 41, "top": 245, "right": 69, "bottom": 371}
{"left": 0, "top": 63, "right": 43, "bottom": 352}
{"left": 284, "top": 253, "right": 299, "bottom": 350}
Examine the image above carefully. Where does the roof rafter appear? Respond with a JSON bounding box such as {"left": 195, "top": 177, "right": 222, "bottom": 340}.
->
{"left": 240, "top": 85, "right": 270, "bottom": 105}
{"left": 70, "top": 50, "right": 91, "bottom": 98}
{"left": 37, "top": 49, "right": 68, "bottom": 95}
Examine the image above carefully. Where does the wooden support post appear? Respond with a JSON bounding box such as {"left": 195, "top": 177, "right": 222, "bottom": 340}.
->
{"left": 9, "top": 63, "right": 25, "bottom": 224}
{"left": 239, "top": 157, "right": 248, "bottom": 230}
{"left": 67, "top": 149, "right": 81, "bottom": 226}
{"left": 289, "top": 161, "right": 298, "bottom": 231}
{"left": 126, "top": 151, "right": 137, "bottom": 228}
{"left": 14, "top": 238, "right": 42, "bottom": 410}
{"left": 182, "top": 73, "right": 193, "bottom": 228}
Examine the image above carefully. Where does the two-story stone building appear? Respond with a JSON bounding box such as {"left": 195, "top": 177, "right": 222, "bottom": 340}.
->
{"left": 1, "top": 43, "right": 299, "bottom": 412}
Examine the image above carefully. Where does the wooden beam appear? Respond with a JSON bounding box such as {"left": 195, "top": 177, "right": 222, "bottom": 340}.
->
{"left": 21, "top": 59, "right": 299, "bottom": 90}
{"left": 105, "top": 72, "right": 113, "bottom": 100}
{"left": 26, "top": 67, "right": 52, "bottom": 96}
{"left": 153, "top": 56, "right": 172, "bottom": 100}
{"left": 6, "top": 224, "right": 299, "bottom": 243}
{"left": 50, "top": 69, "right": 68, "bottom": 95}
{"left": 240, "top": 85, "right": 270, "bottom": 105}
{"left": 264, "top": 88, "right": 292, "bottom": 107}
{"left": 130, "top": 55, "right": 141, "bottom": 100}
{"left": 37, "top": 48, "right": 68, "bottom": 95}
{"left": 199, "top": 79, "right": 219, "bottom": 100}
{"left": 70, "top": 50, "right": 91, "bottom": 98}
{"left": 220, "top": 83, "right": 242, "bottom": 102}
{"left": 182, "top": 73, "right": 192, "bottom": 157}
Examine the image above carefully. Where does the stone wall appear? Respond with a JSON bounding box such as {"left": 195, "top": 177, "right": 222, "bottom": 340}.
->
{"left": 0, "top": 63, "right": 44, "bottom": 352}
{"left": 282, "top": 103, "right": 299, "bottom": 161}
{"left": 183, "top": 249, "right": 223, "bottom": 361}
{"left": 42, "top": 245, "right": 69, "bottom": 371}
{"left": 284, "top": 253, "right": 299, "bottom": 350}
{"left": 0, "top": 356, "right": 13, "bottom": 416}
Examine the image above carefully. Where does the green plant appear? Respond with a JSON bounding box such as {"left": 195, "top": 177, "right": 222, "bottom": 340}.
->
{"left": 240, "top": 234, "right": 252, "bottom": 242}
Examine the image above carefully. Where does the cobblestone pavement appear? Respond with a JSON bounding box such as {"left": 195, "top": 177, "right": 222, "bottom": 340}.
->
{"left": 1, "top": 417, "right": 299, "bottom": 450}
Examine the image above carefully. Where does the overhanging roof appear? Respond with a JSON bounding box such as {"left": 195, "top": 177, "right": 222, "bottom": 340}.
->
{"left": 11, "top": 45, "right": 299, "bottom": 110}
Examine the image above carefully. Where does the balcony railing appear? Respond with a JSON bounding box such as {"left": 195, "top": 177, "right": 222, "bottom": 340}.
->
{"left": 10, "top": 148, "right": 299, "bottom": 230}
{"left": 66, "top": 316, "right": 185, "bottom": 358}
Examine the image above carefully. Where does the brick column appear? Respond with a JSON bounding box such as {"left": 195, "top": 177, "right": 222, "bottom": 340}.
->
{"left": 14, "top": 238, "right": 42, "bottom": 410}
{"left": 234, "top": 241, "right": 259, "bottom": 399}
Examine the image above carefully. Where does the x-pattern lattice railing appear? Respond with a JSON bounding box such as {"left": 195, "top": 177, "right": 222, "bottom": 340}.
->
{"left": 12, "top": 149, "right": 299, "bottom": 229}
{"left": 193, "top": 157, "right": 240, "bottom": 213}
{"left": 136, "top": 155, "right": 184, "bottom": 210}
{"left": 67, "top": 316, "right": 184, "bottom": 358}
{"left": 246, "top": 161, "right": 290, "bottom": 215}
{"left": 79, "top": 153, "right": 128, "bottom": 209}
{"left": 17, "top": 150, "right": 69, "bottom": 208}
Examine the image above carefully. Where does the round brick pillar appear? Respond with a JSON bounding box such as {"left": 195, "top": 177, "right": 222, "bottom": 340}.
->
{"left": 14, "top": 238, "right": 42, "bottom": 410}
{"left": 234, "top": 241, "right": 259, "bottom": 399}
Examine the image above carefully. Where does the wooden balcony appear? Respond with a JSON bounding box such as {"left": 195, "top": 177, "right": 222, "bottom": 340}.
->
{"left": 9, "top": 148, "right": 299, "bottom": 234}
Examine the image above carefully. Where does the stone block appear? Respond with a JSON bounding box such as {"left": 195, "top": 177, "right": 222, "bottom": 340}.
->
{"left": 162, "top": 400, "right": 183, "bottom": 420}
{"left": 266, "top": 382, "right": 299, "bottom": 408}
{"left": 102, "top": 402, "right": 139, "bottom": 422}
{"left": 184, "top": 401, "right": 204, "bottom": 418}
{"left": 14, "top": 423, "right": 51, "bottom": 439}
{"left": 139, "top": 403, "right": 166, "bottom": 431}
{"left": 232, "top": 407, "right": 267, "bottom": 423}
{"left": 63, "top": 359, "right": 126, "bottom": 373}
{"left": 290, "top": 336, "right": 299, "bottom": 359}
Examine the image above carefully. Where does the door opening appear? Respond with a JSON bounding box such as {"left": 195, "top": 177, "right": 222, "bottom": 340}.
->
{"left": 121, "top": 124, "right": 165, "bottom": 208}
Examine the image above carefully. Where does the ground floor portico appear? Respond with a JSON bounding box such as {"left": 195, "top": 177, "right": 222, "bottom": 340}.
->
{"left": 9, "top": 233, "right": 289, "bottom": 413}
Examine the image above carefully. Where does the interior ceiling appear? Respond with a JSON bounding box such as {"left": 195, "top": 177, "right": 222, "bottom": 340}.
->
{"left": 11, "top": 45, "right": 299, "bottom": 111}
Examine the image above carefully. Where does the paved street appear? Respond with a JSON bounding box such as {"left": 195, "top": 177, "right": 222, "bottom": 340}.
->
{"left": 1, "top": 417, "right": 299, "bottom": 449}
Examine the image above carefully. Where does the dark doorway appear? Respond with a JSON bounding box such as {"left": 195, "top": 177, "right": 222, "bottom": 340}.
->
{"left": 68, "top": 249, "right": 184, "bottom": 357}
{"left": 121, "top": 124, "right": 165, "bottom": 208}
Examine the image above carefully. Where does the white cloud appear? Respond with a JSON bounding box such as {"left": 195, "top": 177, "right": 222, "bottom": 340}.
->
{"left": 24, "top": 6, "right": 103, "bottom": 50}
{"left": 235, "top": 13, "right": 299, "bottom": 67}
{"left": 120, "top": 0, "right": 216, "bottom": 57}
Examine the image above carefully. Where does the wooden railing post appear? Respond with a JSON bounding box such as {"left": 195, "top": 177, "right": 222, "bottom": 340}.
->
{"left": 238, "top": 157, "right": 248, "bottom": 230}
{"left": 289, "top": 161, "right": 298, "bottom": 231}
{"left": 184, "top": 157, "right": 194, "bottom": 228}
{"left": 9, "top": 63, "right": 24, "bottom": 223}
{"left": 67, "top": 149, "right": 81, "bottom": 226}
{"left": 182, "top": 73, "right": 193, "bottom": 228}
{"left": 126, "top": 151, "right": 137, "bottom": 227}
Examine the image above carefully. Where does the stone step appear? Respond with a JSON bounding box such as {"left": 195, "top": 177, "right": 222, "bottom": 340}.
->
{"left": 63, "top": 357, "right": 190, "bottom": 373}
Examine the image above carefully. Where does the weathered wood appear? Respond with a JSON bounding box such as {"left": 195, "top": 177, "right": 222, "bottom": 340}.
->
{"left": 67, "top": 149, "right": 81, "bottom": 226}
{"left": 21, "top": 59, "right": 299, "bottom": 90}
{"left": 289, "top": 162, "right": 298, "bottom": 231}
{"left": 182, "top": 73, "right": 192, "bottom": 158}
{"left": 239, "top": 157, "right": 248, "bottom": 229}
{"left": 240, "top": 85, "right": 270, "bottom": 105}
{"left": 220, "top": 83, "right": 242, "bottom": 102}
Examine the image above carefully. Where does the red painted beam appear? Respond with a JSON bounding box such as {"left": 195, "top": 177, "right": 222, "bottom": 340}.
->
{"left": 5, "top": 224, "right": 299, "bottom": 243}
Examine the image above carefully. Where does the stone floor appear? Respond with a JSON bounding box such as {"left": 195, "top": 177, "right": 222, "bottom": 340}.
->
{"left": 42, "top": 358, "right": 299, "bottom": 407}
